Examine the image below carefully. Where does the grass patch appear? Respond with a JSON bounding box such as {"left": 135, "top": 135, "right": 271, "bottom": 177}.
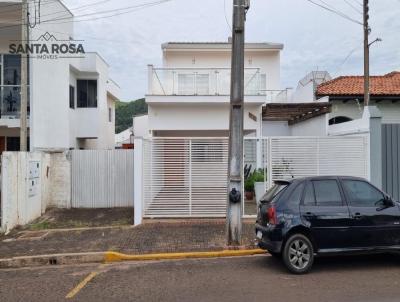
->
{"left": 28, "top": 221, "right": 52, "bottom": 230}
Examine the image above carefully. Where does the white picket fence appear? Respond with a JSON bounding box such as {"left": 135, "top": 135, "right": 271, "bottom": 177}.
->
{"left": 140, "top": 136, "right": 369, "bottom": 218}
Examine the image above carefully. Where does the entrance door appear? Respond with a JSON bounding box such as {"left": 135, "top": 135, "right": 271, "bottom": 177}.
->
{"left": 300, "top": 178, "right": 352, "bottom": 251}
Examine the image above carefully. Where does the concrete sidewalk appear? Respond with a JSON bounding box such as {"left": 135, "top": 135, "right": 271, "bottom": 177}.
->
{"left": 0, "top": 219, "right": 257, "bottom": 259}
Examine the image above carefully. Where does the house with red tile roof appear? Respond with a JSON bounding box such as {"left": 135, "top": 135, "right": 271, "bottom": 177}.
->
{"left": 316, "top": 72, "right": 400, "bottom": 125}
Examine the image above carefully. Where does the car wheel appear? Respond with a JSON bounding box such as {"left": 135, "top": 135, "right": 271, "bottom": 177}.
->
{"left": 282, "top": 234, "right": 314, "bottom": 274}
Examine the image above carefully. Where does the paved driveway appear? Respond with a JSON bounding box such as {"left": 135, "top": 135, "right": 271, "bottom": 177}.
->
{"left": 1, "top": 254, "right": 400, "bottom": 301}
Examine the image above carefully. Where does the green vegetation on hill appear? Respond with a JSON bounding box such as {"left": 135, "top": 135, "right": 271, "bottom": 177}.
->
{"left": 115, "top": 98, "right": 147, "bottom": 133}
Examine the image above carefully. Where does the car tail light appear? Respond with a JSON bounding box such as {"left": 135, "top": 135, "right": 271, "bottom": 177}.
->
{"left": 267, "top": 206, "right": 277, "bottom": 225}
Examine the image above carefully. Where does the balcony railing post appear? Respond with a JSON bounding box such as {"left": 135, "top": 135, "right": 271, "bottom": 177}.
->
{"left": 172, "top": 71, "right": 176, "bottom": 95}
{"left": 215, "top": 70, "right": 219, "bottom": 95}
{"left": 147, "top": 64, "right": 154, "bottom": 95}
{"left": 194, "top": 71, "right": 197, "bottom": 95}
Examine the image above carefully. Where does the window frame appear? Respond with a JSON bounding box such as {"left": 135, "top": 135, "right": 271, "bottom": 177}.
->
{"left": 341, "top": 179, "right": 385, "bottom": 208}
{"left": 77, "top": 79, "right": 97, "bottom": 108}
{"left": 301, "top": 179, "right": 345, "bottom": 207}
{"left": 69, "top": 85, "right": 75, "bottom": 109}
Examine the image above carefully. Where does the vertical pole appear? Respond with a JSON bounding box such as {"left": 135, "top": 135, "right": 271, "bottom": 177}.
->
{"left": 363, "top": 0, "right": 370, "bottom": 107}
{"left": 227, "top": 0, "right": 248, "bottom": 246}
{"left": 20, "top": 0, "right": 28, "bottom": 151}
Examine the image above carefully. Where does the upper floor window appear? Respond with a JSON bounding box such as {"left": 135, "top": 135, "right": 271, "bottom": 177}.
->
{"left": 77, "top": 80, "right": 97, "bottom": 108}
{"left": 0, "top": 54, "right": 25, "bottom": 117}
{"left": 69, "top": 85, "right": 75, "bottom": 109}
{"left": 108, "top": 107, "right": 112, "bottom": 122}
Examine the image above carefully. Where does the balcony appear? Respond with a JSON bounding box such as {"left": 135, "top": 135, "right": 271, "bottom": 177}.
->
{"left": 147, "top": 66, "right": 267, "bottom": 97}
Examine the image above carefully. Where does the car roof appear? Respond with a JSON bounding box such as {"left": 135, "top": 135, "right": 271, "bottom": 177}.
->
{"left": 274, "top": 176, "right": 367, "bottom": 184}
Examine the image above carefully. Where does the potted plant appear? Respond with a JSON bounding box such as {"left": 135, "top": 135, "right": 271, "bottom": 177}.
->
{"left": 253, "top": 169, "right": 266, "bottom": 205}
{"left": 244, "top": 177, "right": 254, "bottom": 200}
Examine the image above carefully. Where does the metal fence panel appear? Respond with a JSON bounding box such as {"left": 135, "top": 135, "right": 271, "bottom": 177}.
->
{"left": 269, "top": 136, "right": 369, "bottom": 182}
{"left": 382, "top": 124, "right": 400, "bottom": 201}
{"left": 143, "top": 138, "right": 228, "bottom": 217}
{"left": 142, "top": 136, "right": 369, "bottom": 218}
{"left": 71, "top": 150, "right": 134, "bottom": 208}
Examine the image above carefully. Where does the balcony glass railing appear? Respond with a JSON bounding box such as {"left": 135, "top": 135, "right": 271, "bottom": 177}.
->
{"left": 149, "top": 67, "right": 267, "bottom": 96}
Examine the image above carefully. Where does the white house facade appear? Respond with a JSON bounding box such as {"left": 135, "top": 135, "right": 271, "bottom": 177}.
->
{"left": 0, "top": 0, "right": 119, "bottom": 152}
{"left": 145, "top": 41, "right": 284, "bottom": 138}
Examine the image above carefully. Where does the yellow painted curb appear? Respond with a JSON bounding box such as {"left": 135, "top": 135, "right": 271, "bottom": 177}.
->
{"left": 105, "top": 249, "right": 265, "bottom": 263}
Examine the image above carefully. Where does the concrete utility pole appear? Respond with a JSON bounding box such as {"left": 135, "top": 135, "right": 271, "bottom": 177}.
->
{"left": 20, "top": 0, "right": 28, "bottom": 151}
{"left": 227, "top": 0, "right": 249, "bottom": 246}
{"left": 363, "top": 0, "right": 370, "bottom": 107}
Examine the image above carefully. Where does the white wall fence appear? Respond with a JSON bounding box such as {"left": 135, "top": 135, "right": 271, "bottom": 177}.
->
{"left": 135, "top": 136, "right": 369, "bottom": 222}
{"left": 1, "top": 150, "right": 134, "bottom": 233}
{"left": 71, "top": 150, "right": 134, "bottom": 208}
{"left": 1, "top": 152, "right": 50, "bottom": 233}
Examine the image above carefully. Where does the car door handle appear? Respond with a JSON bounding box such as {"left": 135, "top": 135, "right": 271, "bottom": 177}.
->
{"left": 353, "top": 213, "right": 362, "bottom": 220}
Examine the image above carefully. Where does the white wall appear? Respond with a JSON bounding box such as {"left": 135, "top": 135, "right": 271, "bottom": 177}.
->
{"left": 262, "top": 121, "right": 290, "bottom": 136}
{"left": 290, "top": 114, "right": 328, "bottom": 136}
{"left": 149, "top": 103, "right": 261, "bottom": 136}
{"left": 1, "top": 152, "right": 49, "bottom": 233}
{"left": 262, "top": 114, "right": 329, "bottom": 137}
{"left": 133, "top": 115, "right": 149, "bottom": 138}
{"left": 330, "top": 100, "right": 400, "bottom": 124}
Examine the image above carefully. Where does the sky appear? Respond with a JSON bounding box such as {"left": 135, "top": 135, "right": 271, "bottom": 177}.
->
{"left": 63, "top": 0, "right": 400, "bottom": 101}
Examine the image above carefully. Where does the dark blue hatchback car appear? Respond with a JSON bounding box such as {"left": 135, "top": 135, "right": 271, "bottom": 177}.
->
{"left": 255, "top": 176, "right": 400, "bottom": 274}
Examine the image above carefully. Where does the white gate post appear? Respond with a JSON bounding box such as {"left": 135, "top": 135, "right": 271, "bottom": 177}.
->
{"left": 256, "top": 137, "right": 262, "bottom": 170}
{"left": 134, "top": 137, "right": 144, "bottom": 225}
{"left": 366, "top": 106, "right": 383, "bottom": 189}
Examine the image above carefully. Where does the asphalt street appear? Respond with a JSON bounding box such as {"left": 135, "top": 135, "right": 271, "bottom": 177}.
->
{"left": 1, "top": 254, "right": 400, "bottom": 302}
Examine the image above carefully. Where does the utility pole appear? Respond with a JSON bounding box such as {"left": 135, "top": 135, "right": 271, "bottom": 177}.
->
{"left": 227, "top": 0, "right": 249, "bottom": 246}
{"left": 363, "top": 0, "right": 370, "bottom": 107}
{"left": 20, "top": 0, "right": 28, "bottom": 151}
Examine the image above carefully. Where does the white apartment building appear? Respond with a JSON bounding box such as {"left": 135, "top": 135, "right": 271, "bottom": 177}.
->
{"left": 0, "top": 0, "right": 119, "bottom": 152}
{"left": 145, "top": 40, "right": 284, "bottom": 138}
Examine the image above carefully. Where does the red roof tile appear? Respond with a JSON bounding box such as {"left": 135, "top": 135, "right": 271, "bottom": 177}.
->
{"left": 316, "top": 72, "right": 400, "bottom": 96}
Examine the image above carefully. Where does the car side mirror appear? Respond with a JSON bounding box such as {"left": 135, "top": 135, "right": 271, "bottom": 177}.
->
{"left": 384, "top": 196, "right": 395, "bottom": 207}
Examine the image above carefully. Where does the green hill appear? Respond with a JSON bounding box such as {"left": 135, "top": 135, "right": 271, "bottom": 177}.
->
{"left": 115, "top": 98, "right": 147, "bottom": 133}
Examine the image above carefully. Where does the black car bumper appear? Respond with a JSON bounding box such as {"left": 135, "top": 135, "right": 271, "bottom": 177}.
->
{"left": 255, "top": 223, "right": 283, "bottom": 253}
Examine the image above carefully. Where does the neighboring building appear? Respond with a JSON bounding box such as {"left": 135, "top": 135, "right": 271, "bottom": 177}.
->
{"left": 146, "top": 40, "right": 284, "bottom": 138}
{"left": 292, "top": 71, "right": 331, "bottom": 102}
{"left": 115, "top": 127, "right": 133, "bottom": 148}
{"left": 316, "top": 72, "right": 400, "bottom": 125}
{"left": 0, "top": 0, "right": 120, "bottom": 152}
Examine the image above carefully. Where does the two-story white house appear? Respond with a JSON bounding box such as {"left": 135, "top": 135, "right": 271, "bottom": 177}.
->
{"left": 145, "top": 40, "right": 284, "bottom": 138}
{"left": 0, "top": 0, "right": 119, "bottom": 152}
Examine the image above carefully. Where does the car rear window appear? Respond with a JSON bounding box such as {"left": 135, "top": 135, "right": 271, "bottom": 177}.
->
{"left": 261, "top": 183, "right": 288, "bottom": 203}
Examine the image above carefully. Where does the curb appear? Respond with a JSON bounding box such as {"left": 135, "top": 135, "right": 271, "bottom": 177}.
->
{"left": 0, "top": 252, "right": 105, "bottom": 269}
{"left": 0, "top": 249, "right": 266, "bottom": 269}
{"left": 105, "top": 249, "right": 265, "bottom": 263}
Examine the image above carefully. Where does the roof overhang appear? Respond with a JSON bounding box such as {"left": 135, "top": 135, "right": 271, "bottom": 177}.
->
{"left": 162, "top": 42, "right": 284, "bottom": 52}
{"left": 262, "top": 102, "right": 332, "bottom": 125}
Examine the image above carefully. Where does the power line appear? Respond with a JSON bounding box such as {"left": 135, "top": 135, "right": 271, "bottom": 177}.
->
{"left": 41, "top": 1, "right": 172, "bottom": 25}
{"left": 42, "top": 0, "right": 171, "bottom": 23}
{"left": 223, "top": 0, "right": 232, "bottom": 32}
{"left": 304, "top": 0, "right": 363, "bottom": 26}
{"left": 0, "top": 0, "right": 171, "bottom": 31}
{"left": 343, "top": 0, "right": 362, "bottom": 14}
{"left": 332, "top": 42, "right": 363, "bottom": 76}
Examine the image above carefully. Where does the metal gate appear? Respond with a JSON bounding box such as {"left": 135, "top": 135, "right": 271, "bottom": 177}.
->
{"left": 382, "top": 124, "right": 400, "bottom": 201}
{"left": 143, "top": 138, "right": 228, "bottom": 217}
{"left": 142, "top": 136, "right": 369, "bottom": 218}
{"left": 71, "top": 150, "right": 134, "bottom": 208}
